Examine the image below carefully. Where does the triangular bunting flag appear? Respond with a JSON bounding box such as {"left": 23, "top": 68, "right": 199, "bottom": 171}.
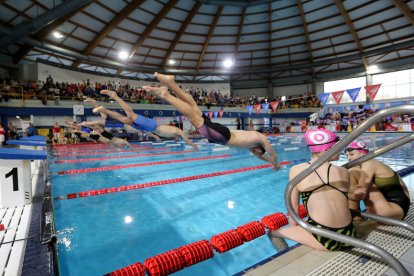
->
{"left": 346, "top": 88, "right": 361, "bottom": 102}
{"left": 254, "top": 104, "right": 261, "bottom": 115}
{"left": 365, "top": 84, "right": 381, "bottom": 101}
{"left": 262, "top": 103, "right": 270, "bottom": 112}
{"left": 213, "top": 111, "right": 218, "bottom": 118}
{"left": 219, "top": 110, "right": 224, "bottom": 118}
{"left": 246, "top": 105, "right": 253, "bottom": 115}
{"left": 204, "top": 112, "right": 208, "bottom": 117}
{"left": 208, "top": 111, "right": 213, "bottom": 118}
{"left": 270, "top": 101, "right": 279, "bottom": 112}
{"left": 317, "top": 93, "right": 330, "bottom": 106}
{"left": 331, "top": 90, "right": 344, "bottom": 104}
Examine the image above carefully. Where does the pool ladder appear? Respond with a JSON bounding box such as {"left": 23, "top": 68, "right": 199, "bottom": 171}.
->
{"left": 284, "top": 104, "right": 414, "bottom": 276}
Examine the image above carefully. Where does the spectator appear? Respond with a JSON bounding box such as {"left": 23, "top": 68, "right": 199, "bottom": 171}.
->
{"left": 26, "top": 123, "right": 37, "bottom": 137}
{"left": 0, "top": 123, "right": 5, "bottom": 146}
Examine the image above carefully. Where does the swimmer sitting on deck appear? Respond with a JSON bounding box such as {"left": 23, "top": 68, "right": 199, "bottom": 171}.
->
{"left": 268, "top": 129, "right": 356, "bottom": 251}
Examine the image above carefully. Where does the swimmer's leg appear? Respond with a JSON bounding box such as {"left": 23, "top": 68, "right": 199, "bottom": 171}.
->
{"left": 154, "top": 72, "right": 199, "bottom": 109}
{"left": 93, "top": 106, "right": 134, "bottom": 125}
{"left": 101, "top": 90, "right": 137, "bottom": 121}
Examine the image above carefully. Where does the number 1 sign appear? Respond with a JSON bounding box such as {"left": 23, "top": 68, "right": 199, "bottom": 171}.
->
{"left": 0, "top": 160, "right": 32, "bottom": 208}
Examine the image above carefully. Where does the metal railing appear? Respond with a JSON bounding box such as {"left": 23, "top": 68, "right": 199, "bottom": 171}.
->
{"left": 285, "top": 105, "right": 414, "bottom": 276}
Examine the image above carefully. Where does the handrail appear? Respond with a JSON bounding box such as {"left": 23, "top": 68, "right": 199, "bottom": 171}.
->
{"left": 344, "top": 133, "right": 414, "bottom": 169}
{"left": 343, "top": 133, "right": 414, "bottom": 233}
{"left": 285, "top": 105, "right": 414, "bottom": 276}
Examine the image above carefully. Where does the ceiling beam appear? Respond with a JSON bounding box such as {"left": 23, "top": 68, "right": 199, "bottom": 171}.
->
{"left": 0, "top": 0, "right": 92, "bottom": 48}
{"left": 391, "top": 0, "right": 414, "bottom": 25}
{"left": 195, "top": 6, "right": 223, "bottom": 71}
{"left": 12, "top": 1, "right": 91, "bottom": 64}
{"left": 234, "top": 7, "right": 246, "bottom": 59}
{"left": 161, "top": 1, "right": 201, "bottom": 68}
{"left": 333, "top": 0, "right": 368, "bottom": 70}
{"left": 296, "top": 0, "right": 315, "bottom": 78}
{"left": 128, "top": 0, "right": 178, "bottom": 60}
{"left": 72, "top": 0, "right": 146, "bottom": 68}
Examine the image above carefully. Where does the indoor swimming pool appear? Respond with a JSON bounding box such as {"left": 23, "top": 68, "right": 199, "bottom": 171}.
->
{"left": 49, "top": 133, "right": 414, "bottom": 276}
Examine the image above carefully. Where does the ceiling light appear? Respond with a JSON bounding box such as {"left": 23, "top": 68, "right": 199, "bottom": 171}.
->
{"left": 368, "top": 65, "right": 378, "bottom": 71}
{"left": 53, "top": 31, "right": 63, "bottom": 39}
{"left": 119, "top": 51, "right": 129, "bottom": 60}
{"left": 223, "top": 59, "right": 234, "bottom": 68}
{"left": 16, "top": 116, "right": 21, "bottom": 119}
{"left": 168, "top": 59, "right": 176, "bottom": 65}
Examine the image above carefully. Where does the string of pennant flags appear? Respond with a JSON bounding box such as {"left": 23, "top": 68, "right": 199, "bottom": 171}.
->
{"left": 174, "top": 84, "right": 382, "bottom": 119}
{"left": 317, "top": 84, "right": 382, "bottom": 106}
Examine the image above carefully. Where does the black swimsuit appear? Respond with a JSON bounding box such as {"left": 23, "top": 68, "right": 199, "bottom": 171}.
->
{"left": 300, "top": 163, "right": 357, "bottom": 251}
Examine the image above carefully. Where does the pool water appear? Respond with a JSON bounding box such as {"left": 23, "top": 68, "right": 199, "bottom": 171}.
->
{"left": 50, "top": 133, "right": 414, "bottom": 276}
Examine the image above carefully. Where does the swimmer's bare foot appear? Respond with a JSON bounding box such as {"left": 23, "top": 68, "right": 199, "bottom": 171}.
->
{"left": 93, "top": 106, "right": 106, "bottom": 115}
{"left": 84, "top": 97, "right": 98, "bottom": 106}
{"left": 100, "top": 90, "right": 118, "bottom": 99}
{"left": 154, "top": 72, "right": 175, "bottom": 84}
{"left": 143, "top": 86, "right": 169, "bottom": 98}
{"left": 86, "top": 98, "right": 107, "bottom": 119}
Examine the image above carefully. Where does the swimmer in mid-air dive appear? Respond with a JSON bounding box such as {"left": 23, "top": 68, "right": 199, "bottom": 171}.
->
{"left": 143, "top": 72, "right": 280, "bottom": 170}
{"left": 64, "top": 120, "right": 130, "bottom": 149}
{"left": 92, "top": 91, "right": 199, "bottom": 151}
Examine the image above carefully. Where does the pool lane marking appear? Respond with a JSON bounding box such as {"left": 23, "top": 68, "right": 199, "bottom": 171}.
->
{"left": 52, "top": 146, "right": 169, "bottom": 157}
{"left": 54, "top": 149, "right": 196, "bottom": 164}
{"left": 57, "top": 154, "right": 231, "bottom": 175}
{"left": 64, "top": 160, "right": 294, "bottom": 200}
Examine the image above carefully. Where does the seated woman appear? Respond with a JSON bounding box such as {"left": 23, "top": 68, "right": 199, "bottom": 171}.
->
{"left": 346, "top": 141, "right": 410, "bottom": 220}
{"left": 268, "top": 129, "right": 356, "bottom": 251}
{"left": 144, "top": 73, "right": 280, "bottom": 170}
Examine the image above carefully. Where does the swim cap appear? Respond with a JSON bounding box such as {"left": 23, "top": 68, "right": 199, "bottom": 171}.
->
{"left": 305, "top": 129, "right": 339, "bottom": 153}
{"left": 346, "top": 141, "right": 368, "bottom": 154}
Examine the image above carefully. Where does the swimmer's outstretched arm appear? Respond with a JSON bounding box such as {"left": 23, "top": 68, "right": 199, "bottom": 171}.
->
{"left": 259, "top": 135, "right": 280, "bottom": 170}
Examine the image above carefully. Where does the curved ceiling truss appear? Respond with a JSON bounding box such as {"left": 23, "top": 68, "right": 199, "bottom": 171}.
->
{"left": 0, "top": 0, "right": 414, "bottom": 87}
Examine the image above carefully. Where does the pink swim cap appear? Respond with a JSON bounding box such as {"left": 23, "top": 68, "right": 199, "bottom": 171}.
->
{"left": 305, "top": 129, "right": 339, "bottom": 153}
{"left": 346, "top": 141, "right": 368, "bottom": 154}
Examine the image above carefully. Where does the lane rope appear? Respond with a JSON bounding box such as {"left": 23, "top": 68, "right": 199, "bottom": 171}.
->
{"left": 64, "top": 160, "right": 297, "bottom": 200}
{"left": 58, "top": 154, "right": 231, "bottom": 175}
{"left": 54, "top": 149, "right": 196, "bottom": 163}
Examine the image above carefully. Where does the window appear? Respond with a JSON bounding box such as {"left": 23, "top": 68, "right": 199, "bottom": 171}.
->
{"left": 372, "top": 69, "right": 414, "bottom": 100}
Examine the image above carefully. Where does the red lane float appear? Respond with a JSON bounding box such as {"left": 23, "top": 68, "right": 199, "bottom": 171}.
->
{"left": 261, "top": 212, "right": 289, "bottom": 230}
{"left": 144, "top": 249, "right": 186, "bottom": 276}
{"left": 210, "top": 229, "right": 244, "bottom": 253}
{"left": 66, "top": 161, "right": 291, "bottom": 200}
{"left": 236, "top": 221, "right": 266, "bottom": 242}
{"left": 299, "top": 205, "right": 308, "bottom": 218}
{"left": 58, "top": 154, "right": 231, "bottom": 175}
{"left": 177, "top": 240, "right": 213, "bottom": 267}
{"left": 108, "top": 262, "right": 145, "bottom": 276}
{"left": 55, "top": 150, "right": 195, "bottom": 164}
{"left": 106, "top": 208, "right": 302, "bottom": 275}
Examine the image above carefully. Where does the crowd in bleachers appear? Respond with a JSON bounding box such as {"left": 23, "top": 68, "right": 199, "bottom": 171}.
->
{"left": 0, "top": 75, "right": 321, "bottom": 109}
{"left": 302, "top": 107, "right": 414, "bottom": 133}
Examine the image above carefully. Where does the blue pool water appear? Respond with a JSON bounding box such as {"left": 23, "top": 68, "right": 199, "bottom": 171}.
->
{"left": 50, "top": 133, "right": 414, "bottom": 276}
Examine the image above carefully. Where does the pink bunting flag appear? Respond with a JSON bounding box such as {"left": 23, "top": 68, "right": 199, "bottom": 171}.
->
{"left": 219, "top": 110, "right": 224, "bottom": 118}
{"left": 365, "top": 84, "right": 381, "bottom": 101}
{"left": 254, "top": 104, "right": 261, "bottom": 115}
{"left": 331, "top": 90, "right": 345, "bottom": 104}
{"left": 208, "top": 111, "right": 213, "bottom": 118}
{"left": 270, "top": 101, "right": 280, "bottom": 112}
